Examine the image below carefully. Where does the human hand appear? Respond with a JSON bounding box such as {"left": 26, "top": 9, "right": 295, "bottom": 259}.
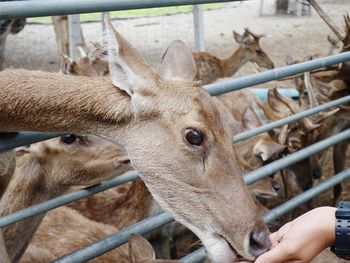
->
{"left": 255, "top": 207, "right": 336, "bottom": 263}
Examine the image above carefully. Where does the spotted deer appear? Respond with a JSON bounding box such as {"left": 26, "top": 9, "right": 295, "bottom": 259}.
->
{"left": 0, "top": 19, "right": 271, "bottom": 262}
{"left": 193, "top": 28, "right": 274, "bottom": 85}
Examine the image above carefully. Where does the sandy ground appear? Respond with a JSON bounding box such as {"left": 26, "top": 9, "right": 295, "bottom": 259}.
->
{"left": 3, "top": 0, "right": 349, "bottom": 75}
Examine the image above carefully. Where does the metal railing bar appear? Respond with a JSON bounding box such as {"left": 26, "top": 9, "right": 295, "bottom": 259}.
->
{"left": 182, "top": 167, "right": 350, "bottom": 262}
{"left": 2, "top": 128, "right": 350, "bottom": 229}
{"left": 52, "top": 212, "right": 173, "bottom": 263}
{"left": 0, "top": 170, "right": 139, "bottom": 228}
{"left": 47, "top": 128, "right": 350, "bottom": 261}
{"left": 244, "top": 128, "right": 350, "bottom": 185}
{"left": 263, "top": 167, "right": 350, "bottom": 222}
{"left": 234, "top": 95, "right": 350, "bottom": 143}
{"left": 0, "top": 132, "right": 62, "bottom": 153}
{"left": 0, "top": 0, "right": 240, "bottom": 18}
{"left": 205, "top": 51, "right": 350, "bottom": 96}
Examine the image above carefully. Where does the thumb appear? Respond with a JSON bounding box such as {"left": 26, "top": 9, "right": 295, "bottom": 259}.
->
{"left": 254, "top": 243, "right": 294, "bottom": 263}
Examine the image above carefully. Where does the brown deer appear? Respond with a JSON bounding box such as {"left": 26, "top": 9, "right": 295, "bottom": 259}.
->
{"left": 0, "top": 20, "right": 270, "bottom": 262}
{"left": 193, "top": 28, "right": 274, "bottom": 85}
{"left": 0, "top": 134, "right": 132, "bottom": 262}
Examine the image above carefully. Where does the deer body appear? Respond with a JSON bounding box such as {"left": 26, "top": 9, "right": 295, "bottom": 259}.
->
{"left": 193, "top": 29, "right": 274, "bottom": 85}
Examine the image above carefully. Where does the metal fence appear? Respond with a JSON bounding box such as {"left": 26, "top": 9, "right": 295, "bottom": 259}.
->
{"left": 1, "top": 1, "right": 350, "bottom": 263}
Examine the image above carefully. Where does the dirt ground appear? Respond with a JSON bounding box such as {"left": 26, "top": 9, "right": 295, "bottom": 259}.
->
{"left": 3, "top": 0, "right": 349, "bottom": 74}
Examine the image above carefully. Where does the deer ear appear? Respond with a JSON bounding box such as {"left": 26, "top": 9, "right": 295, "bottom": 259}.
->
{"left": 104, "top": 19, "right": 154, "bottom": 96}
{"left": 233, "top": 31, "right": 250, "bottom": 47}
{"left": 158, "top": 40, "right": 197, "bottom": 81}
{"left": 253, "top": 140, "right": 286, "bottom": 161}
{"left": 129, "top": 234, "right": 155, "bottom": 263}
{"left": 242, "top": 106, "right": 261, "bottom": 130}
{"left": 267, "top": 89, "right": 290, "bottom": 113}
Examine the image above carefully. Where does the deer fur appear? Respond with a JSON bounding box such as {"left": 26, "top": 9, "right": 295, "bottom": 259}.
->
{"left": 19, "top": 206, "right": 129, "bottom": 263}
{"left": 193, "top": 28, "right": 274, "bottom": 85}
{"left": 0, "top": 20, "right": 270, "bottom": 263}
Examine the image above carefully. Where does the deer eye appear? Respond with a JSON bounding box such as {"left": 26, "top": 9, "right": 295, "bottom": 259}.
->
{"left": 60, "top": 134, "right": 78, "bottom": 144}
{"left": 184, "top": 128, "right": 204, "bottom": 146}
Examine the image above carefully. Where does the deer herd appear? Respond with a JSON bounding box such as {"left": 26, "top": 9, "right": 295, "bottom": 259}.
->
{"left": 0, "top": 1, "right": 349, "bottom": 262}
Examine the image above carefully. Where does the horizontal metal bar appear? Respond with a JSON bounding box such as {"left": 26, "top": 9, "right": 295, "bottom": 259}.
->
{"left": 0, "top": 170, "right": 138, "bottom": 228}
{"left": 53, "top": 212, "right": 173, "bottom": 263}
{"left": 234, "top": 95, "right": 350, "bottom": 143}
{"left": 205, "top": 51, "right": 350, "bottom": 96}
{"left": 0, "top": 0, "right": 238, "bottom": 18}
{"left": 263, "top": 167, "right": 350, "bottom": 222}
{"left": 244, "top": 128, "right": 350, "bottom": 185}
{"left": 182, "top": 167, "right": 350, "bottom": 262}
{"left": 49, "top": 129, "right": 350, "bottom": 262}
{"left": 0, "top": 132, "right": 62, "bottom": 152}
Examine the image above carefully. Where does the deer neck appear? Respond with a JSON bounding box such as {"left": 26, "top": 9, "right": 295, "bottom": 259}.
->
{"left": 0, "top": 70, "right": 132, "bottom": 141}
{"left": 0, "top": 154, "right": 68, "bottom": 262}
{"left": 221, "top": 46, "right": 248, "bottom": 77}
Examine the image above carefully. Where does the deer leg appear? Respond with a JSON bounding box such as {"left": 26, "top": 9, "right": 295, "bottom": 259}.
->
{"left": 333, "top": 141, "right": 349, "bottom": 203}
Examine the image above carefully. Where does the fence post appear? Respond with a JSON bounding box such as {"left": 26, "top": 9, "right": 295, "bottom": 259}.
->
{"left": 193, "top": 4, "right": 205, "bottom": 51}
{"left": 68, "top": 14, "right": 82, "bottom": 60}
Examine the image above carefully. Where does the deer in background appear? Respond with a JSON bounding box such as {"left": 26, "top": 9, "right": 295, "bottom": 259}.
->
{"left": 0, "top": 19, "right": 271, "bottom": 263}
{"left": 193, "top": 28, "right": 274, "bottom": 85}
{"left": 0, "top": 134, "right": 132, "bottom": 262}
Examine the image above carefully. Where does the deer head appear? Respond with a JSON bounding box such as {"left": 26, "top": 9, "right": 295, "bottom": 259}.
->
{"left": 61, "top": 46, "right": 99, "bottom": 77}
{"left": 129, "top": 233, "right": 180, "bottom": 263}
{"left": 233, "top": 28, "right": 274, "bottom": 70}
{"left": 0, "top": 20, "right": 271, "bottom": 262}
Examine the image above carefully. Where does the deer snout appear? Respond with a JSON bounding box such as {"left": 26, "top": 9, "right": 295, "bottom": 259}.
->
{"left": 249, "top": 229, "right": 271, "bottom": 258}
{"left": 312, "top": 168, "right": 322, "bottom": 179}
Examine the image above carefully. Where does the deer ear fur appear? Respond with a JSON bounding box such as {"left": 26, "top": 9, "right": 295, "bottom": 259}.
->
{"left": 158, "top": 40, "right": 197, "bottom": 82}
{"left": 104, "top": 19, "right": 154, "bottom": 96}
{"left": 253, "top": 140, "right": 286, "bottom": 161}
{"left": 128, "top": 233, "right": 155, "bottom": 263}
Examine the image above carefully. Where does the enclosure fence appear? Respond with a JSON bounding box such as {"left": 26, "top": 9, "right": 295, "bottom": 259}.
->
{"left": 1, "top": 1, "right": 350, "bottom": 263}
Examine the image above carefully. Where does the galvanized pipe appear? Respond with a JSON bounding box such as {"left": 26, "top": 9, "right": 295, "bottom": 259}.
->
{"left": 45, "top": 129, "right": 350, "bottom": 261}
{"left": 0, "top": 0, "right": 238, "bottom": 18}
{"left": 263, "top": 167, "right": 350, "bottom": 222}
{"left": 2, "top": 128, "right": 349, "bottom": 227}
{"left": 53, "top": 212, "right": 173, "bottom": 263}
{"left": 182, "top": 168, "right": 350, "bottom": 263}
{"left": 245, "top": 128, "right": 350, "bottom": 185}
{"left": 234, "top": 95, "right": 350, "bottom": 143}
{"left": 0, "top": 132, "right": 62, "bottom": 152}
{"left": 205, "top": 51, "right": 350, "bottom": 96}
{"left": 0, "top": 170, "right": 139, "bottom": 228}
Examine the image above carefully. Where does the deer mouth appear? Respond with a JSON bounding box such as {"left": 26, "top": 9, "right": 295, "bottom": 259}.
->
{"left": 202, "top": 233, "right": 254, "bottom": 263}
{"left": 219, "top": 234, "right": 253, "bottom": 263}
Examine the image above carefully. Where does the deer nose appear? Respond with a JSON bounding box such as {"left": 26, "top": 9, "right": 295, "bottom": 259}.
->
{"left": 272, "top": 181, "right": 281, "bottom": 194}
{"left": 249, "top": 230, "right": 271, "bottom": 258}
{"left": 313, "top": 169, "right": 322, "bottom": 179}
